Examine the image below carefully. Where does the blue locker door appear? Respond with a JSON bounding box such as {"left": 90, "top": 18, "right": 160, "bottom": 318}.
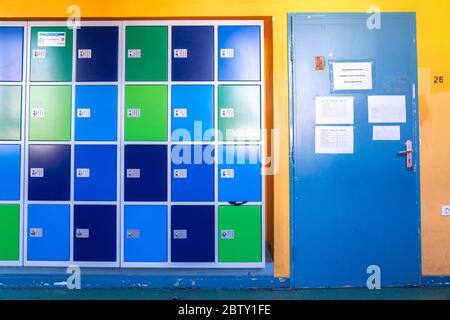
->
{"left": 0, "top": 27, "right": 23, "bottom": 82}
{"left": 0, "top": 145, "right": 21, "bottom": 201}
{"left": 76, "top": 27, "right": 119, "bottom": 82}
{"left": 290, "top": 13, "right": 420, "bottom": 288}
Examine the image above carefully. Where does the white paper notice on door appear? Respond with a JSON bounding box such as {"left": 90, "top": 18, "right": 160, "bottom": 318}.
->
{"left": 315, "top": 96, "right": 354, "bottom": 124}
{"left": 373, "top": 126, "right": 401, "bottom": 141}
{"left": 315, "top": 126, "right": 354, "bottom": 154}
{"left": 331, "top": 62, "right": 373, "bottom": 91}
{"left": 368, "top": 95, "right": 406, "bottom": 123}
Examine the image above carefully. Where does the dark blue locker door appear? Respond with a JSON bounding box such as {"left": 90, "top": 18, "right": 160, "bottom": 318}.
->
{"left": 0, "top": 27, "right": 23, "bottom": 82}
{"left": 124, "top": 145, "right": 167, "bottom": 202}
{"left": 172, "top": 26, "right": 214, "bottom": 81}
{"left": 171, "top": 205, "right": 214, "bottom": 262}
{"left": 76, "top": 27, "right": 119, "bottom": 82}
{"left": 290, "top": 13, "right": 420, "bottom": 288}
{"left": 74, "top": 205, "right": 117, "bottom": 262}
{"left": 28, "top": 145, "right": 71, "bottom": 201}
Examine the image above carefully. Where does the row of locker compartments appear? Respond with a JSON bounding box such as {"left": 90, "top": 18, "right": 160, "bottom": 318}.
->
{"left": 0, "top": 85, "right": 262, "bottom": 142}
{"left": 0, "top": 25, "right": 261, "bottom": 82}
{"left": 0, "top": 204, "right": 262, "bottom": 263}
{"left": 0, "top": 144, "right": 262, "bottom": 202}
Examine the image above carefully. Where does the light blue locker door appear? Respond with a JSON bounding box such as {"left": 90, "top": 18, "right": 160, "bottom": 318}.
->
{"left": 290, "top": 13, "right": 420, "bottom": 288}
{"left": 0, "top": 145, "right": 21, "bottom": 201}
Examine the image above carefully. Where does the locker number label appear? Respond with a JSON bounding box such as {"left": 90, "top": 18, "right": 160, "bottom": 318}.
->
{"left": 174, "top": 108, "right": 188, "bottom": 118}
{"left": 127, "top": 168, "right": 141, "bottom": 179}
{"left": 76, "top": 168, "right": 90, "bottom": 178}
{"left": 77, "top": 108, "right": 91, "bottom": 118}
{"left": 30, "top": 168, "right": 44, "bottom": 178}
{"left": 220, "top": 108, "right": 235, "bottom": 118}
{"left": 29, "top": 228, "right": 43, "bottom": 238}
{"left": 31, "top": 108, "right": 45, "bottom": 118}
{"left": 442, "top": 206, "right": 450, "bottom": 217}
{"left": 174, "top": 48, "right": 188, "bottom": 58}
{"left": 76, "top": 229, "right": 90, "bottom": 238}
{"left": 221, "top": 230, "right": 235, "bottom": 240}
{"left": 221, "top": 169, "right": 235, "bottom": 179}
{"left": 173, "top": 229, "right": 187, "bottom": 239}
{"left": 127, "top": 229, "right": 141, "bottom": 239}
{"left": 127, "top": 108, "right": 141, "bottom": 118}
{"left": 32, "top": 50, "right": 46, "bottom": 59}
{"left": 78, "top": 49, "right": 92, "bottom": 59}
{"left": 220, "top": 48, "right": 235, "bottom": 58}
{"left": 173, "top": 169, "right": 188, "bottom": 179}
{"left": 128, "top": 49, "right": 142, "bottom": 59}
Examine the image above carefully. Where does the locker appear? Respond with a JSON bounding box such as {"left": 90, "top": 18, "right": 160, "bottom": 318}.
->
{"left": 30, "top": 27, "right": 73, "bottom": 82}
{"left": 218, "top": 85, "right": 261, "bottom": 141}
{"left": 218, "top": 145, "right": 261, "bottom": 202}
{"left": 0, "top": 27, "right": 23, "bottom": 82}
{"left": 0, "top": 86, "right": 22, "bottom": 141}
{"left": 74, "top": 205, "right": 117, "bottom": 262}
{"left": 123, "top": 205, "right": 167, "bottom": 262}
{"left": 171, "top": 145, "right": 214, "bottom": 202}
{"left": 0, "top": 204, "right": 20, "bottom": 261}
{"left": 28, "top": 144, "right": 71, "bottom": 201}
{"left": 76, "top": 26, "right": 119, "bottom": 82}
{"left": 125, "top": 26, "right": 168, "bottom": 81}
{"left": 75, "top": 85, "right": 118, "bottom": 141}
{"left": 171, "top": 26, "right": 214, "bottom": 81}
{"left": 124, "top": 85, "right": 167, "bottom": 141}
{"left": 124, "top": 145, "right": 167, "bottom": 202}
{"left": 0, "top": 145, "right": 21, "bottom": 201}
{"left": 27, "top": 204, "right": 70, "bottom": 261}
{"left": 74, "top": 145, "right": 117, "bottom": 201}
{"left": 29, "top": 85, "right": 72, "bottom": 141}
{"left": 218, "top": 26, "right": 261, "bottom": 81}
{"left": 218, "top": 205, "right": 262, "bottom": 263}
{"left": 171, "top": 205, "right": 215, "bottom": 263}
{"left": 171, "top": 85, "right": 214, "bottom": 142}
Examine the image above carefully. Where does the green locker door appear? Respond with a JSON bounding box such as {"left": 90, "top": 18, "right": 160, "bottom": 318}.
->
{"left": 124, "top": 85, "right": 167, "bottom": 141}
{"left": 218, "top": 205, "right": 262, "bottom": 263}
{"left": 30, "top": 27, "right": 73, "bottom": 82}
{"left": 29, "top": 86, "right": 72, "bottom": 141}
{"left": 125, "top": 26, "right": 168, "bottom": 81}
{"left": 0, "top": 204, "right": 20, "bottom": 261}
{"left": 0, "top": 86, "right": 22, "bottom": 141}
{"left": 218, "top": 85, "right": 261, "bottom": 141}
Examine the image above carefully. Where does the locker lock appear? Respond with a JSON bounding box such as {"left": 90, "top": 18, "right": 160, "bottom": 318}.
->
{"left": 398, "top": 139, "right": 414, "bottom": 170}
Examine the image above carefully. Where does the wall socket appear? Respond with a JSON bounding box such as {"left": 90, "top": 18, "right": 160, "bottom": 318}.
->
{"left": 442, "top": 206, "right": 450, "bottom": 216}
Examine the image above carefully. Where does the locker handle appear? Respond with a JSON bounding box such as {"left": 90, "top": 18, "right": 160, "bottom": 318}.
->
{"left": 398, "top": 140, "right": 413, "bottom": 170}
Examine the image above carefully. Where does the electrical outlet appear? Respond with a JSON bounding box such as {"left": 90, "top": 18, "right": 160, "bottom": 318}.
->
{"left": 442, "top": 206, "right": 450, "bottom": 216}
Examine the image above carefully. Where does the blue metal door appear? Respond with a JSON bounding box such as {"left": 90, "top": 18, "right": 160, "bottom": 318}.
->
{"left": 289, "top": 13, "right": 420, "bottom": 288}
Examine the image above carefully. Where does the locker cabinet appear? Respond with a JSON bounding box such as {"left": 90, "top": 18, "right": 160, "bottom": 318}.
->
{"left": 171, "top": 145, "right": 215, "bottom": 202}
{"left": 27, "top": 204, "right": 70, "bottom": 261}
{"left": 218, "top": 145, "right": 261, "bottom": 202}
{"left": 171, "top": 205, "right": 215, "bottom": 263}
{"left": 0, "top": 204, "right": 20, "bottom": 261}
{"left": 28, "top": 144, "right": 71, "bottom": 201}
{"left": 29, "top": 85, "right": 72, "bottom": 141}
{"left": 75, "top": 85, "right": 118, "bottom": 141}
{"left": 76, "top": 27, "right": 119, "bottom": 82}
{"left": 124, "top": 85, "right": 167, "bottom": 141}
{"left": 0, "top": 86, "right": 22, "bottom": 141}
{"left": 123, "top": 205, "right": 167, "bottom": 263}
{"left": 0, "top": 145, "right": 21, "bottom": 201}
{"left": 171, "top": 26, "right": 214, "bottom": 81}
{"left": 171, "top": 85, "right": 214, "bottom": 142}
{"left": 218, "top": 85, "right": 261, "bottom": 141}
{"left": 218, "top": 26, "right": 261, "bottom": 81}
{"left": 124, "top": 145, "right": 167, "bottom": 202}
{"left": 218, "top": 205, "right": 262, "bottom": 263}
{"left": 30, "top": 27, "right": 73, "bottom": 82}
{"left": 125, "top": 26, "right": 168, "bottom": 81}
{"left": 0, "top": 27, "right": 23, "bottom": 82}
{"left": 74, "top": 145, "right": 117, "bottom": 201}
{"left": 74, "top": 205, "right": 117, "bottom": 262}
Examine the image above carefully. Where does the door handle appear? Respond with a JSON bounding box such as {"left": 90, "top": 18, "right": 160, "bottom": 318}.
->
{"left": 398, "top": 139, "right": 413, "bottom": 170}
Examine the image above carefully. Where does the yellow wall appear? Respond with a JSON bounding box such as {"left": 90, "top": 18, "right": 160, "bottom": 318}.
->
{"left": 1, "top": 0, "right": 449, "bottom": 278}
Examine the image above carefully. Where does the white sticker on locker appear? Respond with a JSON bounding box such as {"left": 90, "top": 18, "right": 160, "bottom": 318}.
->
{"left": 38, "top": 32, "right": 66, "bottom": 47}
{"left": 220, "top": 108, "right": 234, "bottom": 118}
{"left": 76, "top": 168, "right": 90, "bottom": 178}
{"left": 128, "top": 49, "right": 142, "bottom": 59}
{"left": 220, "top": 48, "right": 235, "bottom": 58}
{"left": 442, "top": 206, "right": 450, "bottom": 217}
{"left": 221, "top": 169, "right": 234, "bottom": 179}
{"left": 77, "top": 108, "right": 91, "bottom": 118}
{"left": 221, "top": 230, "right": 235, "bottom": 239}
{"left": 127, "top": 169, "right": 141, "bottom": 179}
{"left": 173, "top": 169, "right": 188, "bottom": 179}
{"left": 127, "top": 108, "right": 141, "bottom": 118}
{"left": 31, "top": 108, "right": 45, "bottom": 118}
{"left": 30, "top": 168, "right": 44, "bottom": 178}
{"left": 174, "top": 48, "right": 188, "bottom": 58}
{"left": 76, "top": 229, "right": 90, "bottom": 238}
{"left": 174, "top": 108, "right": 188, "bottom": 118}
{"left": 127, "top": 229, "right": 141, "bottom": 239}
{"left": 173, "top": 229, "right": 187, "bottom": 239}
{"left": 78, "top": 49, "right": 92, "bottom": 59}
{"left": 29, "top": 228, "right": 43, "bottom": 238}
{"left": 32, "top": 49, "right": 46, "bottom": 59}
